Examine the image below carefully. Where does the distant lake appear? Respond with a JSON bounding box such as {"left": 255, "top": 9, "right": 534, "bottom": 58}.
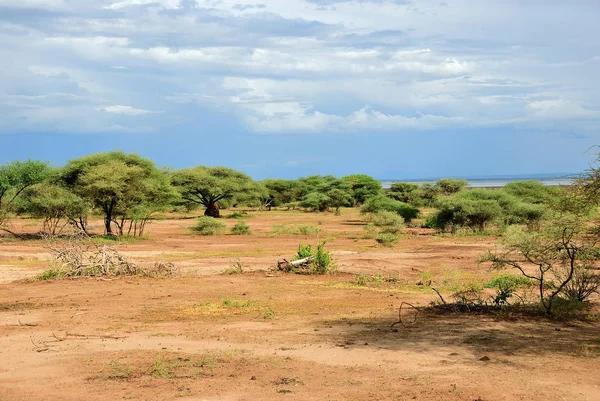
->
{"left": 379, "top": 177, "right": 574, "bottom": 189}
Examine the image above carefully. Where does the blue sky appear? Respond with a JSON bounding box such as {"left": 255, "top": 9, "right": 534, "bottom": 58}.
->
{"left": 1, "top": 0, "right": 599, "bottom": 179}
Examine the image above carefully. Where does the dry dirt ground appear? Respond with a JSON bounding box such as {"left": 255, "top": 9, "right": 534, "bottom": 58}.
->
{"left": 0, "top": 209, "right": 599, "bottom": 401}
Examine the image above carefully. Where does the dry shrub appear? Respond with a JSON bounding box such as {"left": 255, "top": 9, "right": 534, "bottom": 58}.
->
{"left": 38, "top": 232, "right": 177, "bottom": 280}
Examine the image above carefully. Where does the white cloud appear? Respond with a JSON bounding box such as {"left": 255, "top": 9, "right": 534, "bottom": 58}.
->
{"left": 97, "top": 105, "right": 157, "bottom": 116}
{"left": 0, "top": 0, "right": 598, "bottom": 134}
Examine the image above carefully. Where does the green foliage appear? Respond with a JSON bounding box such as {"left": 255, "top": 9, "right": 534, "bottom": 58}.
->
{"left": 312, "top": 241, "right": 335, "bottom": 274}
{"left": 172, "top": 166, "right": 267, "bottom": 217}
{"left": 296, "top": 244, "right": 313, "bottom": 259}
{"left": 503, "top": 180, "right": 559, "bottom": 204}
{"left": 191, "top": 216, "right": 226, "bottom": 236}
{"left": 484, "top": 274, "right": 532, "bottom": 289}
{"left": 227, "top": 211, "right": 248, "bottom": 219}
{"left": 326, "top": 188, "right": 353, "bottom": 213}
{"left": 17, "top": 183, "right": 89, "bottom": 235}
{"left": 0, "top": 160, "right": 51, "bottom": 227}
{"left": 300, "top": 191, "right": 331, "bottom": 212}
{"left": 375, "top": 232, "right": 399, "bottom": 247}
{"left": 271, "top": 224, "right": 322, "bottom": 236}
{"left": 435, "top": 178, "right": 468, "bottom": 195}
{"left": 60, "top": 151, "right": 174, "bottom": 235}
{"left": 481, "top": 215, "right": 600, "bottom": 314}
{"left": 262, "top": 179, "right": 304, "bottom": 207}
{"left": 230, "top": 221, "right": 251, "bottom": 235}
{"left": 396, "top": 203, "right": 420, "bottom": 223}
{"left": 334, "top": 174, "right": 382, "bottom": 205}
{"left": 372, "top": 211, "right": 404, "bottom": 234}
{"left": 222, "top": 260, "right": 244, "bottom": 275}
{"left": 290, "top": 241, "right": 335, "bottom": 274}
{"left": 388, "top": 182, "right": 419, "bottom": 203}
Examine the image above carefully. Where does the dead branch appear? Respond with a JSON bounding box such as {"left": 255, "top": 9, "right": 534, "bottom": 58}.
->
{"left": 431, "top": 287, "right": 447, "bottom": 305}
{"left": 391, "top": 302, "right": 421, "bottom": 328}
{"left": 277, "top": 256, "right": 315, "bottom": 271}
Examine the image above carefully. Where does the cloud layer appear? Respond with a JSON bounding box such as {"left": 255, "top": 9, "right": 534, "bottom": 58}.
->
{"left": 1, "top": 0, "right": 599, "bottom": 136}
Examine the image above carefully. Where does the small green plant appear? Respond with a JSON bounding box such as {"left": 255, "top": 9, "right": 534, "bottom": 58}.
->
{"left": 228, "top": 211, "right": 248, "bottom": 219}
{"left": 222, "top": 260, "right": 244, "bottom": 275}
{"left": 109, "top": 360, "right": 135, "bottom": 380}
{"left": 150, "top": 356, "right": 173, "bottom": 378}
{"left": 296, "top": 244, "right": 313, "bottom": 259}
{"left": 312, "top": 241, "right": 335, "bottom": 274}
{"left": 263, "top": 307, "right": 275, "bottom": 319}
{"left": 297, "top": 224, "right": 322, "bottom": 235}
{"left": 230, "top": 221, "right": 251, "bottom": 235}
{"left": 375, "top": 232, "right": 399, "bottom": 247}
{"left": 191, "top": 216, "right": 226, "bottom": 236}
{"left": 271, "top": 224, "right": 322, "bottom": 236}
{"left": 372, "top": 211, "right": 405, "bottom": 234}
{"left": 356, "top": 273, "right": 370, "bottom": 286}
{"left": 222, "top": 298, "right": 253, "bottom": 308}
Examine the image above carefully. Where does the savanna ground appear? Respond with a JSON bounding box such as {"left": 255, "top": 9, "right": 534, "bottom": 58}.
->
{"left": 0, "top": 209, "right": 599, "bottom": 401}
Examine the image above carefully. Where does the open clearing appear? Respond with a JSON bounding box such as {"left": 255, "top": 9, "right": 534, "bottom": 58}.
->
{"left": 1, "top": 209, "right": 599, "bottom": 401}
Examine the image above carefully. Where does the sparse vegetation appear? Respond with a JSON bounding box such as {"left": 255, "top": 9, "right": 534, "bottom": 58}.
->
{"left": 191, "top": 216, "right": 227, "bottom": 236}
{"left": 230, "top": 221, "right": 251, "bottom": 235}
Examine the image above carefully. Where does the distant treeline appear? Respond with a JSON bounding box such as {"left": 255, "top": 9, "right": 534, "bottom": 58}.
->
{"left": 0, "top": 151, "right": 586, "bottom": 237}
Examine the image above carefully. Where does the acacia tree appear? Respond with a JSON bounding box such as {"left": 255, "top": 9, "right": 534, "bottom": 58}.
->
{"left": 18, "top": 183, "right": 89, "bottom": 236}
{"left": 171, "top": 166, "right": 267, "bottom": 218}
{"left": 482, "top": 216, "right": 599, "bottom": 314}
{"left": 61, "top": 152, "right": 174, "bottom": 235}
{"left": 0, "top": 160, "right": 51, "bottom": 234}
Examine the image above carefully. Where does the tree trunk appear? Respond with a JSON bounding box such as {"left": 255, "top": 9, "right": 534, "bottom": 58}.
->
{"left": 204, "top": 202, "right": 220, "bottom": 218}
{"left": 104, "top": 216, "right": 113, "bottom": 235}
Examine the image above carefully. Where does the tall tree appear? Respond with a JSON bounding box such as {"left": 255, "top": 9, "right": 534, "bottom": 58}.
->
{"left": 61, "top": 151, "right": 174, "bottom": 235}
{"left": 0, "top": 160, "right": 51, "bottom": 233}
{"left": 171, "top": 166, "right": 267, "bottom": 218}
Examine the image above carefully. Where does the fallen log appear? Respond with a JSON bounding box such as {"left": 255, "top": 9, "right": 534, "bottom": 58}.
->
{"left": 277, "top": 256, "right": 315, "bottom": 272}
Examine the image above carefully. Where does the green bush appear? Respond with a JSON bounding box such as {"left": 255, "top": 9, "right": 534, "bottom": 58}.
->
{"left": 228, "top": 211, "right": 248, "bottom": 219}
{"left": 376, "top": 232, "right": 399, "bottom": 247}
{"left": 296, "top": 244, "right": 313, "bottom": 259}
{"left": 372, "top": 211, "right": 404, "bottom": 234}
{"left": 312, "top": 241, "right": 335, "bottom": 274}
{"left": 230, "top": 221, "right": 251, "bottom": 235}
{"left": 191, "top": 216, "right": 226, "bottom": 235}
{"left": 361, "top": 195, "right": 420, "bottom": 223}
{"left": 484, "top": 274, "right": 532, "bottom": 289}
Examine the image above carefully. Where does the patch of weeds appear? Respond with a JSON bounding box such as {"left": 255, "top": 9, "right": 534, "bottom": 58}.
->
{"left": 227, "top": 211, "right": 249, "bottom": 219}
{"left": 150, "top": 356, "right": 174, "bottom": 378}
{"left": 222, "top": 260, "right": 244, "bottom": 275}
{"left": 0, "top": 302, "right": 42, "bottom": 311}
{"left": 222, "top": 298, "right": 254, "bottom": 308}
{"left": 263, "top": 307, "right": 275, "bottom": 319}
{"left": 312, "top": 241, "right": 336, "bottom": 274}
{"left": 484, "top": 274, "right": 532, "bottom": 289}
{"left": 295, "top": 244, "right": 313, "bottom": 259}
{"left": 271, "top": 224, "right": 322, "bottom": 236}
{"left": 375, "top": 232, "right": 399, "bottom": 247}
{"left": 230, "top": 221, "right": 251, "bottom": 235}
{"left": 109, "top": 360, "right": 135, "bottom": 380}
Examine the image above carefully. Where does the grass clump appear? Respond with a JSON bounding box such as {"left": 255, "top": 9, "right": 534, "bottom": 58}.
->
{"left": 230, "top": 221, "right": 251, "bottom": 235}
{"left": 376, "top": 232, "right": 399, "bottom": 247}
{"left": 271, "top": 224, "right": 322, "bottom": 236}
{"left": 191, "top": 216, "right": 226, "bottom": 236}
{"left": 227, "top": 211, "right": 249, "bottom": 219}
{"left": 222, "top": 260, "right": 244, "bottom": 275}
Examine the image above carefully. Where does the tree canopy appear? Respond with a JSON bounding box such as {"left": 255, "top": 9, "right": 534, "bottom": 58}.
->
{"left": 171, "top": 166, "right": 267, "bottom": 217}
{"left": 61, "top": 151, "right": 173, "bottom": 235}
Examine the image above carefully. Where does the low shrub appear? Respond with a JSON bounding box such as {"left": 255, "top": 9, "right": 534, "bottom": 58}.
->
{"left": 191, "top": 217, "right": 226, "bottom": 236}
{"left": 230, "top": 221, "right": 251, "bottom": 235}
{"left": 376, "top": 232, "right": 399, "bottom": 247}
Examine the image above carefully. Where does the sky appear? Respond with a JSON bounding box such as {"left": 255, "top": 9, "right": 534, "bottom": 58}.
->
{"left": 1, "top": 0, "right": 599, "bottom": 180}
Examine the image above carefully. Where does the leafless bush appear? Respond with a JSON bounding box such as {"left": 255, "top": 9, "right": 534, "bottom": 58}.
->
{"left": 38, "top": 231, "right": 177, "bottom": 280}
